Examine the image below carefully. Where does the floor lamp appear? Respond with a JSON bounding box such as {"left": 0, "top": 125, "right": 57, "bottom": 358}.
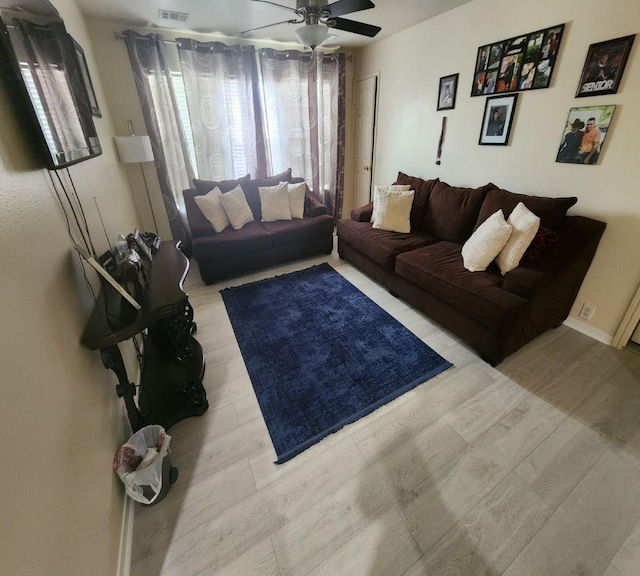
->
{"left": 114, "top": 123, "right": 159, "bottom": 234}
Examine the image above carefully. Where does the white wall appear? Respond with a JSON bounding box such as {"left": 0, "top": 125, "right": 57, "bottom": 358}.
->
{"left": 0, "top": 1, "right": 143, "bottom": 574}
{"left": 353, "top": 0, "right": 640, "bottom": 339}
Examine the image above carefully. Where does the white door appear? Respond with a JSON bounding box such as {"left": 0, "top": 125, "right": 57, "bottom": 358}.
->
{"left": 354, "top": 75, "right": 377, "bottom": 208}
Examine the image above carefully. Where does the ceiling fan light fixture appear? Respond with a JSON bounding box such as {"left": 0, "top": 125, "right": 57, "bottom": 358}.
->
{"left": 295, "top": 23, "right": 329, "bottom": 50}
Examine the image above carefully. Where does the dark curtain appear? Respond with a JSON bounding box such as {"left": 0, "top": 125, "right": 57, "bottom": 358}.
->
{"left": 122, "top": 30, "right": 193, "bottom": 248}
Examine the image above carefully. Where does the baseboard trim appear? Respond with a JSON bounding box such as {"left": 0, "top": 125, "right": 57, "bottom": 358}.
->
{"left": 117, "top": 496, "right": 135, "bottom": 576}
{"left": 563, "top": 317, "right": 612, "bottom": 345}
{"left": 117, "top": 344, "right": 140, "bottom": 576}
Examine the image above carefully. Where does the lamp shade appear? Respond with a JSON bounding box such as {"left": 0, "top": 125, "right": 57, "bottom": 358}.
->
{"left": 295, "top": 24, "right": 328, "bottom": 50}
{"left": 114, "top": 135, "right": 155, "bottom": 163}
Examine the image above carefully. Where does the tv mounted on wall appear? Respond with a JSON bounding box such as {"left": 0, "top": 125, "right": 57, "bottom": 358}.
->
{"left": 0, "top": 0, "right": 101, "bottom": 170}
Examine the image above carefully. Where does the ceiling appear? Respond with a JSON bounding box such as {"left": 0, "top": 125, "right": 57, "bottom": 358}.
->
{"left": 74, "top": 0, "right": 473, "bottom": 49}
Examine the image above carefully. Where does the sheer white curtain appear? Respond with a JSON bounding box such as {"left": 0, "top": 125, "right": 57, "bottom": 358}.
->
{"left": 177, "top": 40, "right": 267, "bottom": 180}
{"left": 257, "top": 49, "right": 346, "bottom": 218}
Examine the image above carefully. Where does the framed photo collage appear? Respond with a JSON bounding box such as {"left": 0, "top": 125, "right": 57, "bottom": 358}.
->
{"left": 471, "top": 24, "right": 565, "bottom": 97}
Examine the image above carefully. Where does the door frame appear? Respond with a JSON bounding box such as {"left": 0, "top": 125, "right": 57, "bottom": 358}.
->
{"left": 353, "top": 71, "right": 380, "bottom": 205}
{"left": 612, "top": 282, "right": 640, "bottom": 348}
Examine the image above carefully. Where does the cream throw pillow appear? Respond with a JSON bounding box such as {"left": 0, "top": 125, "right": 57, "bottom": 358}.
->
{"left": 219, "top": 184, "right": 254, "bottom": 230}
{"left": 194, "top": 186, "right": 230, "bottom": 233}
{"left": 461, "top": 209, "right": 512, "bottom": 272}
{"left": 372, "top": 184, "right": 411, "bottom": 225}
{"left": 286, "top": 181, "right": 307, "bottom": 219}
{"left": 371, "top": 188, "right": 415, "bottom": 233}
{"left": 496, "top": 202, "right": 541, "bottom": 275}
{"left": 259, "top": 182, "right": 292, "bottom": 222}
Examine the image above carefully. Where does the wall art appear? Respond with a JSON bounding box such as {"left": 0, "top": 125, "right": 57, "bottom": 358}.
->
{"left": 471, "top": 24, "right": 564, "bottom": 97}
{"left": 70, "top": 35, "right": 101, "bottom": 117}
{"left": 437, "top": 73, "right": 458, "bottom": 110}
{"left": 556, "top": 105, "right": 616, "bottom": 165}
{"left": 575, "top": 35, "right": 635, "bottom": 97}
{"left": 479, "top": 94, "right": 518, "bottom": 145}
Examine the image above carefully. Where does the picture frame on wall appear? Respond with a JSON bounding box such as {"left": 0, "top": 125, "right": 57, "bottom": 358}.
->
{"left": 556, "top": 105, "right": 616, "bottom": 165}
{"left": 479, "top": 94, "right": 519, "bottom": 145}
{"left": 575, "top": 35, "right": 635, "bottom": 97}
{"left": 69, "top": 35, "right": 101, "bottom": 117}
{"left": 437, "top": 73, "right": 459, "bottom": 110}
{"left": 471, "top": 23, "right": 564, "bottom": 96}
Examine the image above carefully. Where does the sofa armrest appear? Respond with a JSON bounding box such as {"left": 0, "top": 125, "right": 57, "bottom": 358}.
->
{"left": 305, "top": 194, "right": 328, "bottom": 218}
{"left": 502, "top": 215, "right": 606, "bottom": 301}
{"left": 183, "top": 188, "right": 216, "bottom": 238}
{"left": 351, "top": 202, "right": 373, "bottom": 222}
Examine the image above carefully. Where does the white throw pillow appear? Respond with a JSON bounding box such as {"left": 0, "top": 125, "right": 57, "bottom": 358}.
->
{"left": 461, "top": 209, "right": 513, "bottom": 272}
{"left": 286, "top": 181, "right": 307, "bottom": 219}
{"left": 496, "top": 202, "right": 541, "bottom": 275}
{"left": 372, "top": 184, "right": 411, "bottom": 225}
{"left": 219, "top": 184, "right": 254, "bottom": 230}
{"left": 259, "top": 182, "right": 292, "bottom": 222}
{"left": 371, "top": 188, "right": 415, "bottom": 233}
{"left": 194, "top": 186, "right": 230, "bottom": 233}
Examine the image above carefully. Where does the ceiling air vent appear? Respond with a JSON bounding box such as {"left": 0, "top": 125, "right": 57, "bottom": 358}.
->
{"left": 158, "top": 9, "right": 189, "bottom": 23}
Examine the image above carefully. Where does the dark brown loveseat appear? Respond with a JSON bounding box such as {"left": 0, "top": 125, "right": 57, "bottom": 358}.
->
{"left": 184, "top": 170, "right": 334, "bottom": 284}
{"left": 337, "top": 171, "right": 606, "bottom": 365}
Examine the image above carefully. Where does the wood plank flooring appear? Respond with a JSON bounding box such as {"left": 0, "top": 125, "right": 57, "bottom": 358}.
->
{"left": 130, "top": 250, "right": 640, "bottom": 576}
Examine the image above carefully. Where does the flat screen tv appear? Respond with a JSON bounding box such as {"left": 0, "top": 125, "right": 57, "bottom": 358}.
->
{"left": 0, "top": 0, "right": 101, "bottom": 169}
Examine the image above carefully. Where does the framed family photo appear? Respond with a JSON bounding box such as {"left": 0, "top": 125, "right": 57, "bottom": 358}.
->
{"left": 576, "top": 35, "right": 635, "bottom": 97}
{"left": 479, "top": 94, "right": 519, "bottom": 145}
{"left": 437, "top": 73, "right": 459, "bottom": 110}
{"left": 556, "top": 105, "right": 616, "bottom": 165}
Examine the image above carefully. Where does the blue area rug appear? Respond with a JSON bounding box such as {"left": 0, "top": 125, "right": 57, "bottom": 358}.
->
{"left": 221, "top": 264, "right": 452, "bottom": 464}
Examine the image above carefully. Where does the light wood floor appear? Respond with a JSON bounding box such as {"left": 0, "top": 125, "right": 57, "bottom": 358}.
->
{"left": 131, "top": 250, "right": 640, "bottom": 576}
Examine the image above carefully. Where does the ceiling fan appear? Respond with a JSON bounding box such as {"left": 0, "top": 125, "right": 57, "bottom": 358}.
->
{"left": 242, "top": 0, "right": 381, "bottom": 50}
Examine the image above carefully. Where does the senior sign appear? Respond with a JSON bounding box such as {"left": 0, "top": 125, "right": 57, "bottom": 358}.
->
{"left": 576, "top": 35, "right": 635, "bottom": 97}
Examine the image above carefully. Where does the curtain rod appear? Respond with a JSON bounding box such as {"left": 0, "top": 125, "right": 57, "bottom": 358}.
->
{"left": 112, "top": 31, "right": 350, "bottom": 59}
{"left": 113, "top": 32, "right": 181, "bottom": 45}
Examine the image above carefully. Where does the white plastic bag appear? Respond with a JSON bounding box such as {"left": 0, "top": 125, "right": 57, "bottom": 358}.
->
{"left": 113, "top": 425, "right": 171, "bottom": 505}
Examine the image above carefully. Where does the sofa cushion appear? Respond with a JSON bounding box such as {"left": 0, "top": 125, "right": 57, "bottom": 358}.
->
{"left": 461, "top": 210, "right": 513, "bottom": 272}
{"left": 395, "top": 242, "right": 528, "bottom": 334}
{"left": 372, "top": 184, "right": 411, "bottom": 226}
{"left": 423, "top": 181, "right": 492, "bottom": 243}
{"left": 242, "top": 171, "right": 295, "bottom": 221}
{"left": 259, "top": 182, "right": 292, "bottom": 222}
{"left": 337, "top": 218, "right": 438, "bottom": 270}
{"left": 286, "top": 181, "right": 307, "bottom": 219}
{"left": 191, "top": 221, "right": 272, "bottom": 262}
{"left": 393, "top": 172, "right": 439, "bottom": 231}
{"left": 372, "top": 188, "right": 415, "bottom": 233}
{"left": 194, "top": 186, "right": 230, "bottom": 233}
{"left": 496, "top": 202, "right": 540, "bottom": 275}
{"left": 219, "top": 185, "right": 254, "bottom": 230}
{"left": 261, "top": 214, "right": 335, "bottom": 247}
{"left": 523, "top": 226, "right": 558, "bottom": 261}
{"left": 475, "top": 186, "right": 577, "bottom": 231}
{"left": 193, "top": 174, "right": 250, "bottom": 195}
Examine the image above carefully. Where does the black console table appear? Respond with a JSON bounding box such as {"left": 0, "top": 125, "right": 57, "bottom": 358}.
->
{"left": 81, "top": 241, "right": 208, "bottom": 431}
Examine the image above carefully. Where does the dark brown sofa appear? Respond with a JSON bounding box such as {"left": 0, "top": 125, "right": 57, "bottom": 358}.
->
{"left": 337, "top": 171, "right": 606, "bottom": 365}
{"left": 184, "top": 170, "right": 334, "bottom": 284}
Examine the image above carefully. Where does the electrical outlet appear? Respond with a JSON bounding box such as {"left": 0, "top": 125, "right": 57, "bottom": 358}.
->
{"left": 579, "top": 302, "right": 595, "bottom": 321}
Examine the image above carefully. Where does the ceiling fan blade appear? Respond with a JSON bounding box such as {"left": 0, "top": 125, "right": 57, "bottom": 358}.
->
{"left": 251, "top": 0, "right": 298, "bottom": 13}
{"left": 326, "top": 0, "right": 375, "bottom": 17}
{"left": 241, "top": 18, "right": 302, "bottom": 35}
{"left": 330, "top": 16, "right": 381, "bottom": 37}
